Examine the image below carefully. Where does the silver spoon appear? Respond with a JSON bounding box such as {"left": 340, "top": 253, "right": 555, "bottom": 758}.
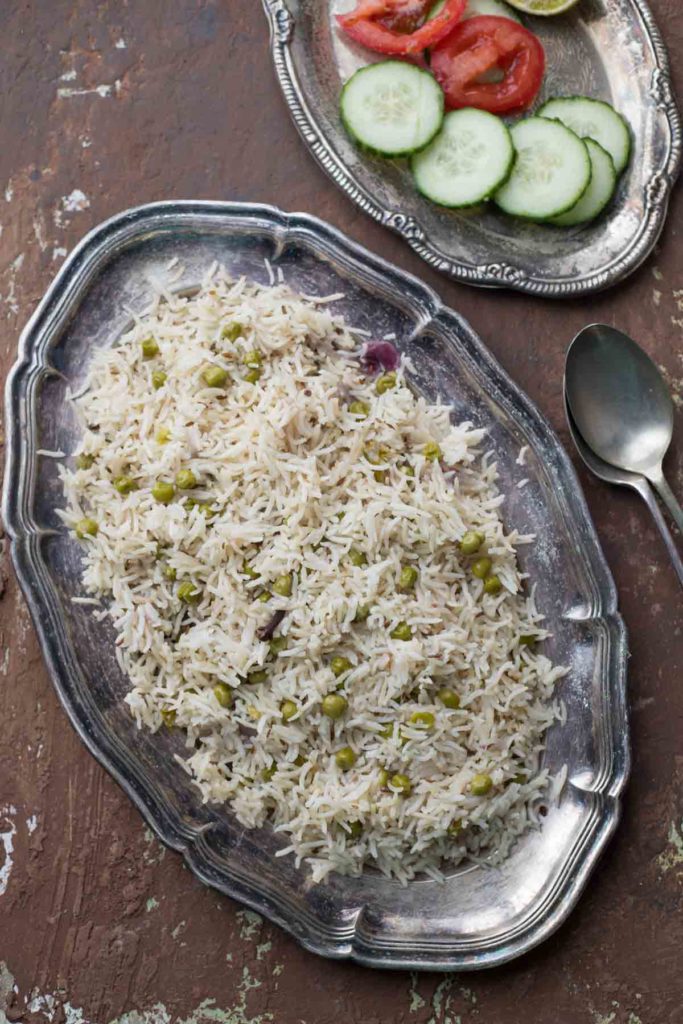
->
{"left": 565, "top": 324, "right": 683, "bottom": 534}
{"left": 564, "top": 394, "right": 683, "bottom": 589}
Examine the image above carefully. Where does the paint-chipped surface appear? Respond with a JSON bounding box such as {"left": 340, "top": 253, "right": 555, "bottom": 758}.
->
{"left": 0, "top": 808, "right": 16, "bottom": 897}
{"left": 657, "top": 819, "right": 683, "bottom": 877}
{"left": 0, "top": 1, "right": 681, "bottom": 1021}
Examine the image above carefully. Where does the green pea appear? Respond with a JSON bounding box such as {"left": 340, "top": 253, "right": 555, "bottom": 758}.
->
{"left": 335, "top": 747, "right": 357, "bottom": 771}
{"left": 242, "top": 561, "right": 259, "bottom": 580}
{"left": 75, "top": 453, "right": 94, "bottom": 470}
{"left": 471, "top": 557, "right": 492, "bottom": 580}
{"left": 375, "top": 372, "right": 396, "bottom": 395}
{"left": 519, "top": 634, "right": 538, "bottom": 646}
{"left": 272, "top": 573, "right": 293, "bottom": 597}
{"left": 470, "top": 773, "right": 493, "bottom": 796}
{"left": 437, "top": 688, "right": 460, "bottom": 709}
{"left": 113, "top": 475, "right": 138, "bottom": 495}
{"left": 163, "top": 565, "right": 177, "bottom": 581}
{"left": 75, "top": 517, "right": 98, "bottom": 539}
{"left": 261, "top": 764, "right": 277, "bottom": 781}
{"left": 152, "top": 480, "right": 175, "bottom": 504}
{"left": 459, "top": 530, "right": 485, "bottom": 555}
{"left": 322, "top": 693, "right": 348, "bottom": 720}
{"left": 244, "top": 367, "right": 262, "bottom": 384}
{"left": 141, "top": 337, "right": 159, "bottom": 359}
{"left": 353, "top": 603, "right": 370, "bottom": 623}
{"left": 247, "top": 669, "right": 268, "bottom": 685}
{"left": 155, "top": 426, "right": 171, "bottom": 445}
{"left": 448, "top": 819, "right": 462, "bottom": 836}
{"left": 152, "top": 370, "right": 167, "bottom": 390}
{"left": 214, "top": 683, "right": 233, "bottom": 708}
{"left": 349, "top": 400, "right": 369, "bottom": 418}
{"left": 177, "top": 581, "right": 200, "bottom": 604}
{"left": 345, "top": 821, "right": 362, "bottom": 839}
{"left": 364, "top": 444, "right": 389, "bottom": 466}
{"left": 398, "top": 565, "right": 418, "bottom": 591}
{"left": 379, "top": 722, "right": 394, "bottom": 740}
{"left": 294, "top": 754, "right": 307, "bottom": 767}
{"left": 330, "top": 656, "right": 352, "bottom": 678}
{"left": 483, "top": 575, "right": 502, "bottom": 595}
{"left": 175, "top": 468, "right": 197, "bottom": 490}
{"left": 423, "top": 441, "right": 442, "bottom": 462}
{"left": 373, "top": 469, "right": 388, "bottom": 484}
{"left": 201, "top": 364, "right": 230, "bottom": 388}
{"left": 222, "top": 322, "right": 243, "bottom": 342}
{"left": 378, "top": 767, "right": 390, "bottom": 789}
{"left": 161, "top": 708, "right": 176, "bottom": 728}
{"left": 348, "top": 548, "right": 367, "bottom": 567}
{"left": 256, "top": 590, "right": 271, "bottom": 603}
{"left": 402, "top": 462, "right": 415, "bottom": 478}
{"left": 243, "top": 350, "right": 262, "bottom": 367}
{"left": 187, "top": 498, "right": 212, "bottom": 515}
{"left": 390, "top": 621, "right": 412, "bottom": 641}
{"left": 269, "top": 636, "right": 288, "bottom": 656}
{"left": 280, "top": 700, "right": 298, "bottom": 721}
{"left": 513, "top": 772, "right": 527, "bottom": 784}
{"left": 409, "top": 711, "right": 435, "bottom": 730}
{"left": 390, "top": 773, "right": 412, "bottom": 796}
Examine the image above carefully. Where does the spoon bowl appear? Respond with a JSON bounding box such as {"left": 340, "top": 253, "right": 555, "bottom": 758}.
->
{"left": 565, "top": 323, "right": 682, "bottom": 533}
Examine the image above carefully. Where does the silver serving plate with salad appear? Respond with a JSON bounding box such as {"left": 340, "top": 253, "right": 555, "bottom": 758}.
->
{"left": 3, "top": 201, "right": 628, "bottom": 969}
{"left": 262, "top": 0, "right": 681, "bottom": 297}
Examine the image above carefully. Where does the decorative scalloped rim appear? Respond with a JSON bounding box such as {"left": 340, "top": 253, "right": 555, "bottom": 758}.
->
{"left": 2, "top": 202, "right": 630, "bottom": 969}
{"left": 261, "top": 0, "right": 681, "bottom": 297}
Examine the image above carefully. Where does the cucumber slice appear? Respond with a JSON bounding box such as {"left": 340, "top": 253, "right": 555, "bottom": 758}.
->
{"left": 412, "top": 108, "right": 514, "bottom": 207}
{"left": 551, "top": 139, "right": 617, "bottom": 227}
{"left": 428, "top": 0, "right": 521, "bottom": 21}
{"left": 538, "top": 96, "right": 632, "bottom": 175}
{"left": 340, "top": 61, "right": 444, "bottom": 157}
{"left": 494, "top": 117, "right": 591, "bottom": 221}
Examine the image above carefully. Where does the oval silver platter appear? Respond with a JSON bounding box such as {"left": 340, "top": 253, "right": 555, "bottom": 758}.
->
{"left": 262, "top": 0, "right": 681, "bottom": 297}
{"left": 3, "top": 201, "right": 628, "bottom": 970}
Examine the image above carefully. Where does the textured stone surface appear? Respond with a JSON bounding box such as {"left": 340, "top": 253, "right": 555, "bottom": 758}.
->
{"left": 0, "top": 2, "right": 681, "bottom": 1021}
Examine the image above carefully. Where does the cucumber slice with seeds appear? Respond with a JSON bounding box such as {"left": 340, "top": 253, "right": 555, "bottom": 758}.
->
{"left": 538, "top": 96, "right": 632, "bottom": 175}
{"left": 551, "top": 138, "right": 617, "bottom": 227}
{"left": 494, "top": 117, "right": 591, "bottom": 221}
{"left": 412, "top": 108, "right": 514, "bottom": 207}
{"left": 340, "top": 61, "right": 444, "bottom": 157}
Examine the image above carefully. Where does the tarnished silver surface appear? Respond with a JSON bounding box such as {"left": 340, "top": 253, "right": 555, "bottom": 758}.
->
{"left": 3, "top": 201, "right": 628, "bottom": 969}
{"left": 262, "top": 0, "right": 681, "bottom": 296}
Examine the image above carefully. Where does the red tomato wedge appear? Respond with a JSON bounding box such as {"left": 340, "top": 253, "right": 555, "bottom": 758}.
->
{"left": 337, "top": 0, "right": 467, "bottom": 57}
{"left": 430, "top": 16, "right": 545, "bottom": 115}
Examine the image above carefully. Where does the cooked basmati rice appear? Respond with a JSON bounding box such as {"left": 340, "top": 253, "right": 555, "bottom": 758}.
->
{"left": 58, "top": 268, "right": 566, "bottom": 883}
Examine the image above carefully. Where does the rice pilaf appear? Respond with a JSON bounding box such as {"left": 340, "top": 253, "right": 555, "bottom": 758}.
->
{"left": 59, "top": 266, "right": 566, "bottom": 883}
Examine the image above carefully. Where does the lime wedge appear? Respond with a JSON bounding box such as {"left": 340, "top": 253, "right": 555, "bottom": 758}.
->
{"left": 505, "top": 0, "right": 580, "bottom": 13}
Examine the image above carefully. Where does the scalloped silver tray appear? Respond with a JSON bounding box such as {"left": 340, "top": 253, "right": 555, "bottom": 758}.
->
{"left": 3, "top": 201, "right": 629, "bottom": 969}
{"left": 262, "top": 0, "right": 681, "bottom": 297}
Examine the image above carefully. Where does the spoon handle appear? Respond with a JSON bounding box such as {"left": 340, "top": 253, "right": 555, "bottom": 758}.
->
{"left": 647, "top": 468, "right": 683, "bottom": 536}
{"left": 633, "top": 477, "right": 683, "bottom": 588}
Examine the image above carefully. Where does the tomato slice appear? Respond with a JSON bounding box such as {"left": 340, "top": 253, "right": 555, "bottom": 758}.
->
{"left": 430, "top": 16, "right": 545, "bottom": 115}
{"left": 337, "top": 0, "right": 467, "bottom": 57}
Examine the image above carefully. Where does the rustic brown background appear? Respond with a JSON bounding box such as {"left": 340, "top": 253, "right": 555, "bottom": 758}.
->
{"left": 0, "top": 2, "right": 681, "bottom": 1022}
